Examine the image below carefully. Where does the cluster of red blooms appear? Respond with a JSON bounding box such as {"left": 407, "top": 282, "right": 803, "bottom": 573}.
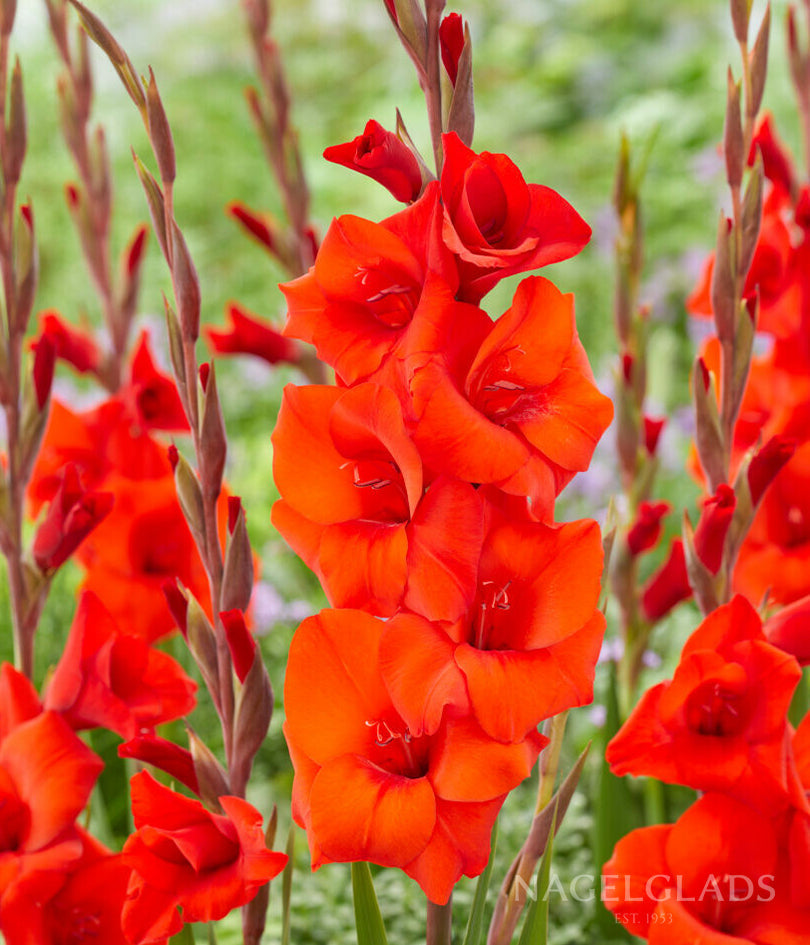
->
{"left": 689, "top": 116, "right": 810, "bottom": 635}
{"left": 603, "top": 595, "right": 810, "bottom": 941}
{"left": 273, "top": 124, "right": 614, "bottom": 903}
{"left": 599, "top": 114, "right": 810, "bottom": 942}
{"left": 0, "top": 325, "right": 286, "bottom": 942}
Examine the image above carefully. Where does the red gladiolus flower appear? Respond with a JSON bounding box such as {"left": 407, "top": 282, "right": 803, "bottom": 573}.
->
{"left": 602, "top": 793, "right": 809, "bottom": 943}
{"left": 736, "top": 442, "right": 810, "bottom": 606}
{"left": 123, "top": 331, "right": 189, "bottom": 433}
{"left": 44, "top": 592, "right": 197, "bottom": 739}
{"left": 76, "top": 472, "right": 213, "bottom": 642}
{"left": 272, "top": 383, "right": 484, "bottom": 619}
{"left": 205, "top": 301, "right": 299, "bottom": 365}
{"left": 607, "top": 596, "right": 802, "bottom": 809}
{"left": 284, "top": 608, "right": 545, "bottom": 905}
{"left": 281, "top": 182, "right": 459, "bottom": 385}
{"left": 122, "top": 771, "right": 286, "bottom": 943}
{"left": 2, "top": 833, "right": 140, "bottom": 945}
{"left": 324, "top": 119, "right": 424, "bottom": 204}
{"left": 439, "top": 133, "right": 591, "bottom": 302}
{"left": 687, "top": 187, "right": 798, "bottom": 339}
{"left": 408, "top": 276, "right": 613, "bottom": 516}
{"left": 0, "top": 676, "right": 103, "bottom": 922}
{"left": 31, "top": 463, "right": 113, "bottom": 573}
{"left": 380, "top": 515, "right": 605, "bottom": 742}
{"left": 28, "top": 399, "right": 171, "bottom": 516}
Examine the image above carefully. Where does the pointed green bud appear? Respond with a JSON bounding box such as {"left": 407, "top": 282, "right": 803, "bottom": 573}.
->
{"left": 198, "top": 362, "right": 226, "bottom": 501}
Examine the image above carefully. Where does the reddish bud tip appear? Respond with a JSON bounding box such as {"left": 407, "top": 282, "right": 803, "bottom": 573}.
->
{"left": 643, "top": 415, "right": 666, "bottom": 456}
{"left": 439, "top": 12, "right": 465, "bottom": 85}
{"left": 697, "top": 357, "right": 710, "bottom": 392}
{"left": 32, "top": 334, "right": 56, "bottom": 410}
{"left": 227, "top": 495, "right": 242, "bottom": 535}
{"left": 627, "top": 500, "right": 672, "bottom": 556}
{"left": 19, "top": 202, "right": 32, "bottom": 228}
{"left": 227, "top": 202, "right": 276, "bottom": 253}
{"left": 168, "top": 444, "right": 179, "bottom": 471}
{"left": 162, "top": 580, "right": 189, "bottom": 637}
{"left": 694, "top": 483, "right": 736, "bottom": 574}
{"left": 199, "top": 362, "right": 210, "bottom": 392}
{"left": 640, "top": 538, "right": 692, "bottom": 622}
{"left": 65, "top": 183, "right": 81, "bottom": 210}
{"left": 220, "top": 609, "right": 256, "bottom": 684}
{"left": 126, "top": 223, "right": 149, "bottom": 276}
{"left": 621, "top": 352, "right": 634, "bottom": 384}
{"left": 748, "top": 435, "right": 796, "bottom": 506}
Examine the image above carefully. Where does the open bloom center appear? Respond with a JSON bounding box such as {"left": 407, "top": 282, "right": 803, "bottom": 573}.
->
{"left": 685, "top": 677, "right": 750, "bottom": 737}
{"left": 364, "top": 716, "right": 427, "bottom": 779}
{"left": 472, "top": 580, "right": 512, "bottom": 650}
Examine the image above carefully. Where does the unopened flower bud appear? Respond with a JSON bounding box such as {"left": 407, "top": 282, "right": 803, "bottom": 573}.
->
{"left": 640, "top": 538, "right": 691, "bottom": 622}
{"left": 231, "top": 647, "right": 273, "bottom": 795}
{"left": 133, "top": 152, "right": 169, "bottom": 262}
{"left": 749, "top": 6, "right": 770, "bottom": 119}
{"left": 220, "top": 609, "right": 256, "bottom": 683}
{"left": 187, "top": 726, "right": 231, "bottom": 812}
{"left": 4, "top": 57, "right": 26, "bottom": 188}
{"left": 14, "top": 203, "right": 38, "bottom": 335}
{"left": 692, "top": 358, "right": 726, "bottom": 493}
{"left": 198, "top": 362, "right": 226, "bottom": 500}
{"left": 748, "top": 434, "right": 795, "bottom": 506}
{"left": 693, "top": 483, "right": 736, "bottom": 574}
{"left": 710, "top": 214, "right": 735, "bottom": 343}
{"left": 681, "top": 513, "right": 719, "bottom": 615}
{"left": 70, "top": 0, "right": 146, "bottom": 113}
{"left": 145, "top": 66, "right": 176, "bottom": 186}
{"left": 627, "top": 500, "right": 671, "bottom": 556}
{"left": 643, "top": 415, "right": 666, "bottom": 456}
{"left": 171, "top": 447, "right": 206, "bottom": 549}
{"left": 170, "top": 221, "right": 201, "bottom": 343}
{"left": 724, "top": 70, "right": 744, "bottom": 190}
{"left": 221, "top": 498, "right": 254, "bottom": 614}
{"left": 32, "top": 463, "right": 113, "bottom": 572}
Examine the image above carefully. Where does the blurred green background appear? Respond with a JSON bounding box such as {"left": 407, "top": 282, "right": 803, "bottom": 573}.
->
{"left": 1, "top": 0, "right": 798, "bottom": 941}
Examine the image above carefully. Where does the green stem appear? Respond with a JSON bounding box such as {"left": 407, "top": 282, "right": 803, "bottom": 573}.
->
{"left": 426, "top": 897, "right": 452, "bottom": 945}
